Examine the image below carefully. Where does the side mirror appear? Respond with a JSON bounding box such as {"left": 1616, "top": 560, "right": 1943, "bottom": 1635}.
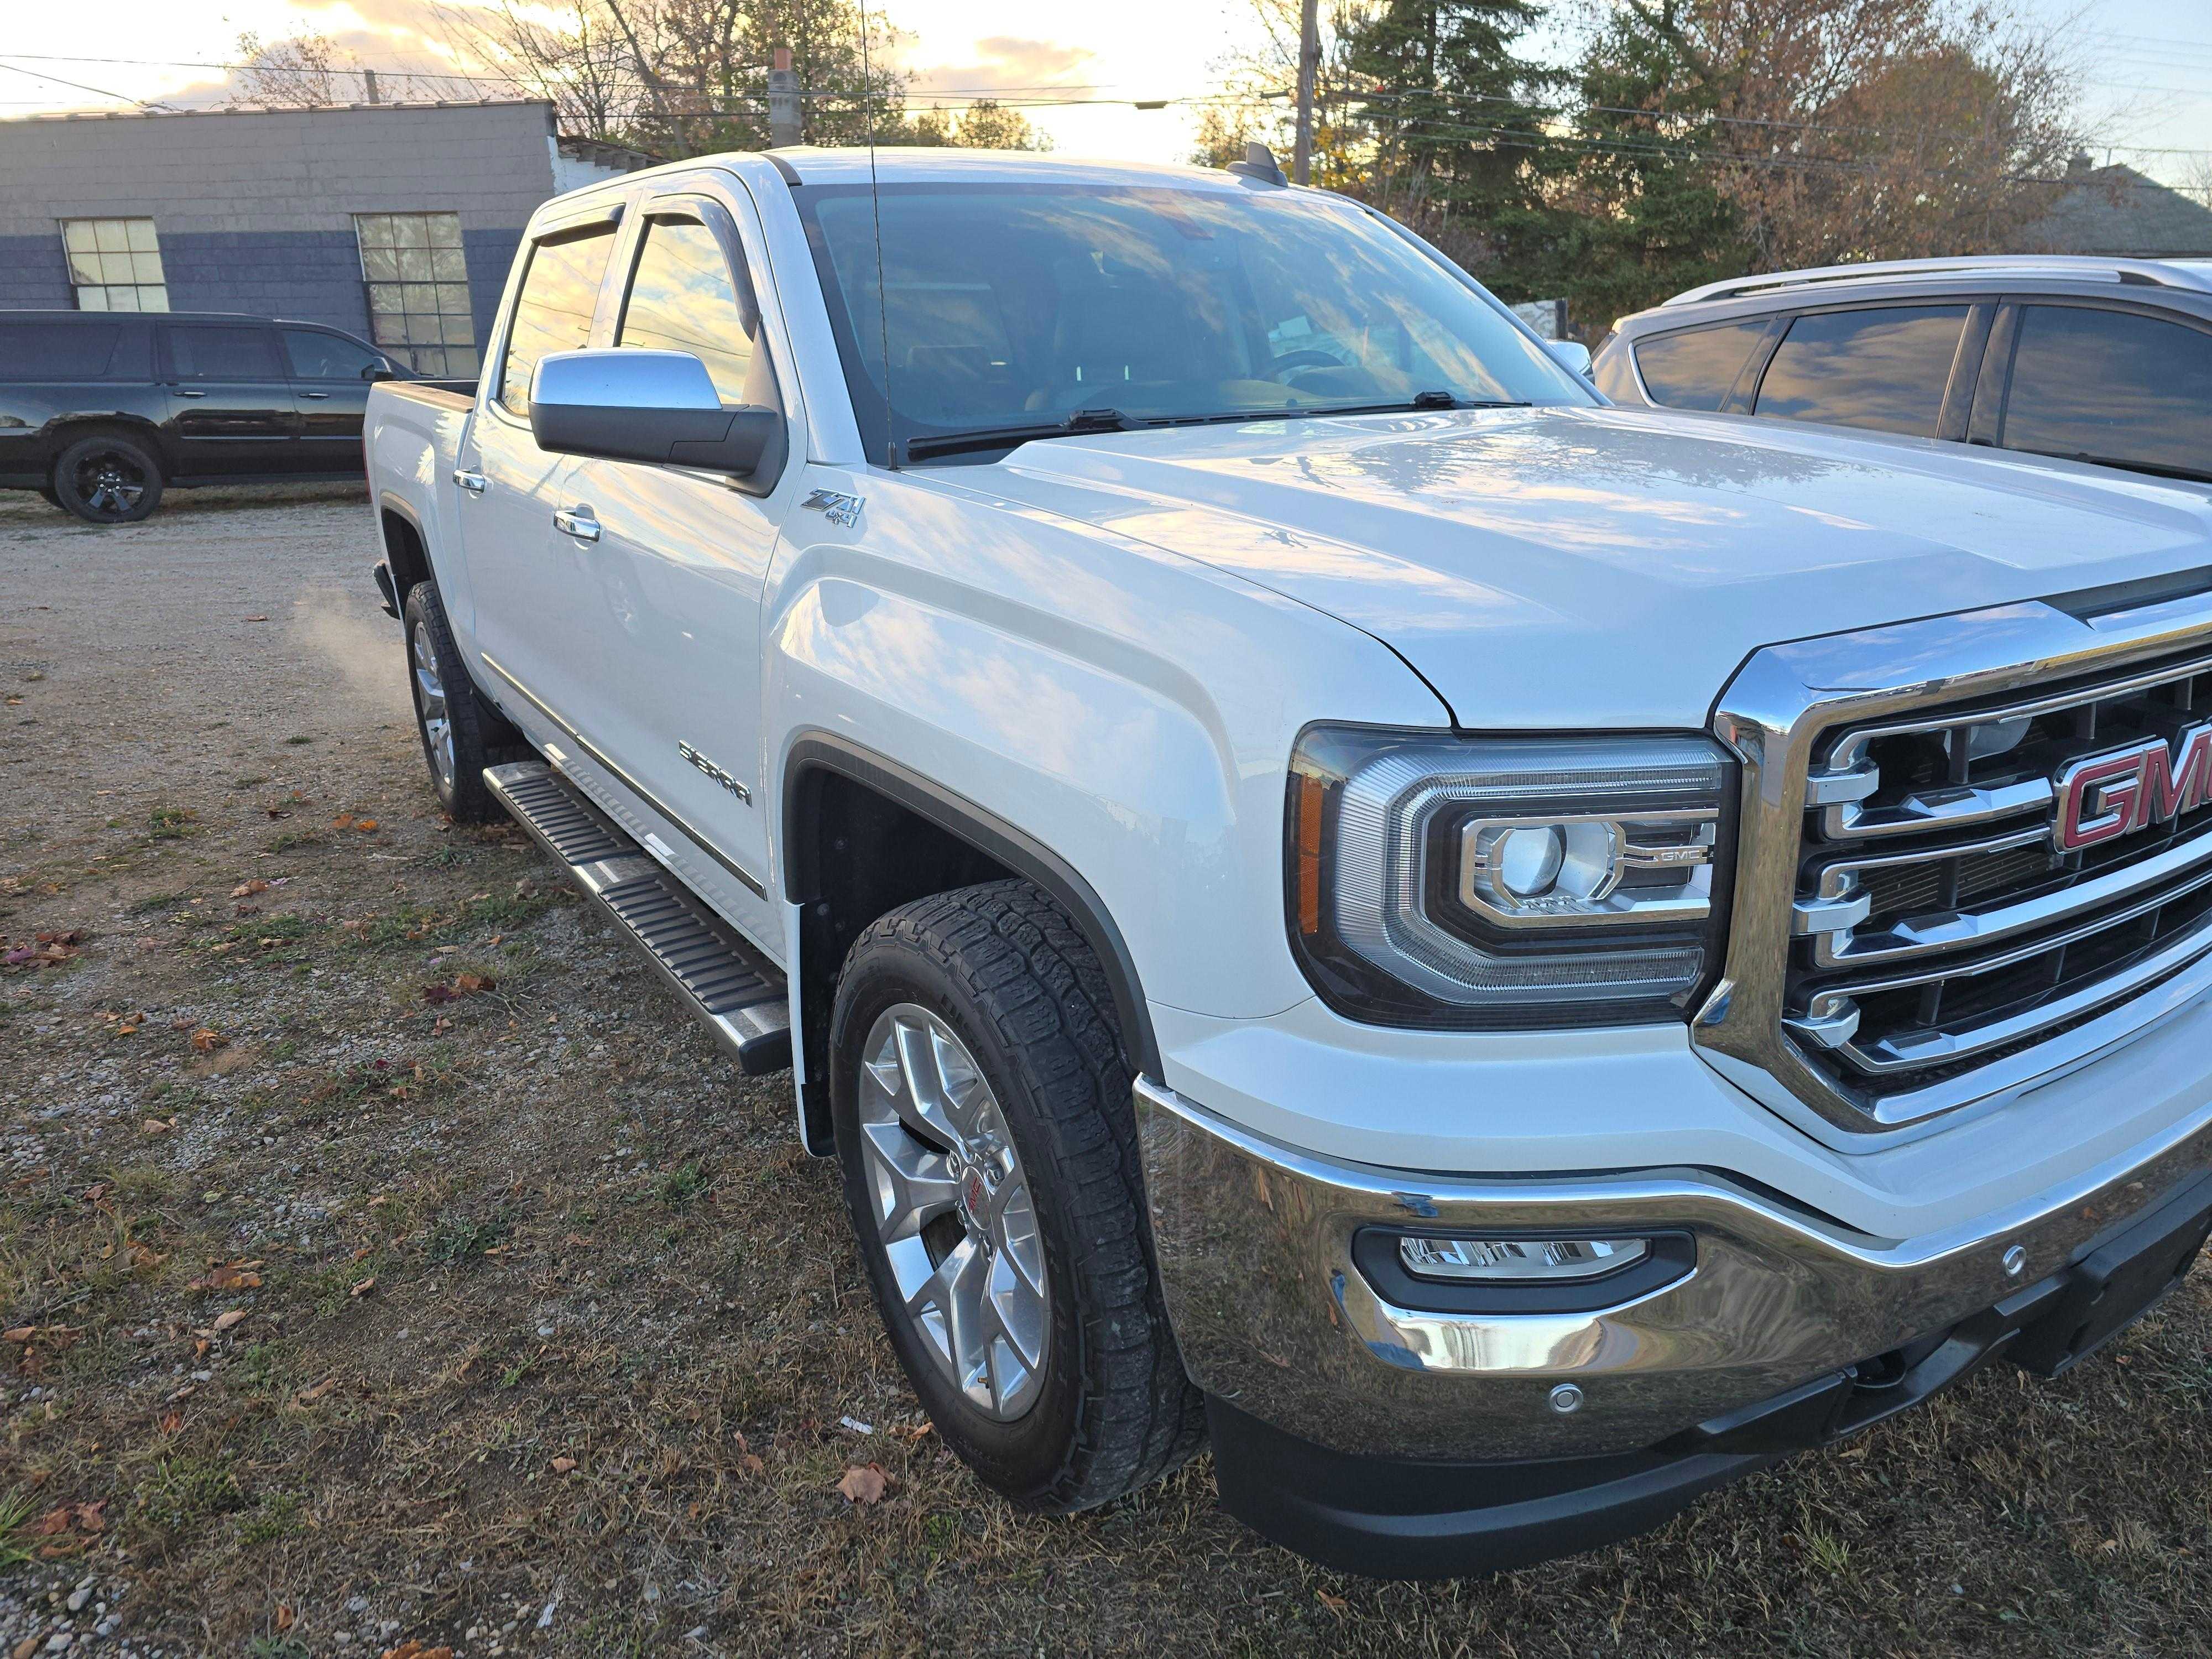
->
{"left": 529, "top": 348, "right": 780, "bottom": 477}
{"left": 1546, "top": 339, "right": 1594, "bottom": 379}
{"left": 364, "top": 363, "right": 395, "bottom": 383}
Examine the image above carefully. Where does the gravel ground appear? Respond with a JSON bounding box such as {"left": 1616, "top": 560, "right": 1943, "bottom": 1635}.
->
{"left": 7, "top": 484, "right": 2212, "bottom": 1657}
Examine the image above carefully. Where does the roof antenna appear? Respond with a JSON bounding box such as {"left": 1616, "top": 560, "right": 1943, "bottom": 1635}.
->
{"left": 857, "top": 3, "right": 897, "bottom": 469}
{"left": 1227, "top": 140, "right": 1288, "bottom": 185}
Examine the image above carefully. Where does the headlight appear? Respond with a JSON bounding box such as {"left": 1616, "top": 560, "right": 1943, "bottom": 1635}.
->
{"left": 1286, "top": 726, "right": 1734, "bottom": 1028}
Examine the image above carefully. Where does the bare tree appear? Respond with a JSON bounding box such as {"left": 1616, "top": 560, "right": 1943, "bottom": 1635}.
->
{"left": 438, "top": 0, "right": 910, "bottom": 158}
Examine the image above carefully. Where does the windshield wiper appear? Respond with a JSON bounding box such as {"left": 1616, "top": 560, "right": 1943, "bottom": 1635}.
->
{"left": 899, "top": 397, "right": 1533, "bottom": 463}
{"left": 902, "top": 406, "right": 1137, "bottom": 463}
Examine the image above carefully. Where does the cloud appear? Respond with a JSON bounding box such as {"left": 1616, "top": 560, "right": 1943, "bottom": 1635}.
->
{"left": 907, "top": 35, "right": 1097, "bottom": 97}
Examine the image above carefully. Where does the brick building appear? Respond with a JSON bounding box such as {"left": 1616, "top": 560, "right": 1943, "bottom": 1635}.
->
{"left": 0, "top": 101, "right": 649, "bottom": 374}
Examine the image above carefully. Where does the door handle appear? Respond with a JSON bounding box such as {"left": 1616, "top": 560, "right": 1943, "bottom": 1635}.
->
{"left": 553, "top": 507, "right": 601, "bottom": 543}
{"left": 176, "top": 389, "right": 206, "bottom": 398}
{"left": 300, "top": 390, "right": 332, "bottom": 400}
{"left": 452, "top": 469, "right": 487, "bottom": 493}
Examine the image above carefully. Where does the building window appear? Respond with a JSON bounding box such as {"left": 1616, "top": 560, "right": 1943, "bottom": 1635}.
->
{"left": 355, "top": 212, "right": 477, "bottom": 376}
{"left": 61, "top": 218, "right": 168, "bottom": 312}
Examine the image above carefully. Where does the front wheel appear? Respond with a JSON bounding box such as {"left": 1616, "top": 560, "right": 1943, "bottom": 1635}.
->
{"left": 401, "top": 580, "right": 525, "bottom": 823}
{"left": 52, "top": 432, "right": 163, "bottom": 524}
{"left": 831, "top": 880, "right": 1203, "bottom": 1512}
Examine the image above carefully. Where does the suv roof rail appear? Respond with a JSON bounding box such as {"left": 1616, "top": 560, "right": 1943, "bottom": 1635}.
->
{"left": 1661, "top": 255, "right": 2212, "bottom": 308}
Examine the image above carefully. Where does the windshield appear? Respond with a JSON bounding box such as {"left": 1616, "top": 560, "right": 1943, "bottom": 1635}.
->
{"left": 795, "top": 180, "right": 1594, "bottom": 463}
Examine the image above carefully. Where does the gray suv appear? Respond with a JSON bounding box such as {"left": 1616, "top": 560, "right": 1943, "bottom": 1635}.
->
{"left": 1591, "top": 256, "right": 2212, "bottom": 487}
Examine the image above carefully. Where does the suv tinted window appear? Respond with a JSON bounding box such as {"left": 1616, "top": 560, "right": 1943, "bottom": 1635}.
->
{"left": 283, "top": 328, "right": 385, "bottom": 380}
{"left": 0, "top": 322, "right": 123, "bottom": 380}
{"left": 2002, "top": 304, "right": 2212, "bottom": 481}
{"left": 166, "top": 325, "right": 282, "bottom": 380}
{"left": 617, "top": 218, "right": 756, "bottom": 406}
{"left": 498, "top": 226, "right": 618, "bottom": 417}
{"left": 1631, "top": 320, "right": 1767, "bottom": 411}
{"left": 1754, "top": 305, "right": 1968, "bottom": 436}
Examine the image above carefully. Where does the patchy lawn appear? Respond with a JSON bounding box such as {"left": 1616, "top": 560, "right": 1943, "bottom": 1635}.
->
{"left": 6, "top": 486, "right": 2212, "bottom": 1657}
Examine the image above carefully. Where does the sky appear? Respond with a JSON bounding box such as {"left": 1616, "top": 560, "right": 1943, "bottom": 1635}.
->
{"left": 0, "top": 0, "right": 2205, "bottom": 186}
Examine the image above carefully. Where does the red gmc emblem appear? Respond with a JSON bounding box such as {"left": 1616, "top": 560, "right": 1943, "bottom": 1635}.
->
{"left": 2052, "top": 721, "right": 2212, "bottom": 851}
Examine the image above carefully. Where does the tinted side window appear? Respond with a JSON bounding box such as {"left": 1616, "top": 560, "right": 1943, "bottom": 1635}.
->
{"left": 283, "top": 328, "right": 385, "bottom": 380}
{"left": 2002, "top": 305, "right": 2212, "bottom": 481}
{"left": 1631, "top": 321, "right": 1768, "bottom": 411}
{"left": 0, "top": 322, "right": 123, "bottom": 380}
{"left": 617, "top": 218, "right": 757, "bottom": 406}
{"left": 498, "top": 227, "right": 618, "bottom": 417}
{"left": 166, "top": 325, "right": 283, "bottom": 380}
{"left": 1754, "top": 306, "right": 1968, "bottom": 436}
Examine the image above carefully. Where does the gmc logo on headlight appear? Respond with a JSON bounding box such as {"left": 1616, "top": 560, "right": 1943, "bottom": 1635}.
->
{"left": 2052, "top": 722, "right": 2212, "bottom": 851}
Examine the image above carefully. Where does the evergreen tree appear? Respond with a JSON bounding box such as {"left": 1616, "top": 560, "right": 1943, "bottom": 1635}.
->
{"left": 1340, "top": 0, "right": 1563, "bottom": 292}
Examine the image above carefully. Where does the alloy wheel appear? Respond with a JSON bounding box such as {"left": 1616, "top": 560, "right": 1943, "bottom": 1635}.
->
{"left": 856, "top": 1003, "right": 1050, "bottom": 1419}
{"left": 410, "top": 620, "right": 455, "bottom": 791}
{"left": 72, "top": 450, "right": 145, "bottom": 519}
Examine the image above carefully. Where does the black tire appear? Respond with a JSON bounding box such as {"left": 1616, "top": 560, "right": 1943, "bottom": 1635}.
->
{"left": 401, "top": 579, "right": 529, "bottom": 823}
{"left": 51, "top": 431, "right": 163, "bottom": 524}
{"left": 830, "top": 879, "right": 1204, "bottom": 1512}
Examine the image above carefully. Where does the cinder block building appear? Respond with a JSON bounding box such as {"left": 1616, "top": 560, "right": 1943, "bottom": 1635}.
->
{"left": 0, "top": 101, "right": 649, "bottom": 374}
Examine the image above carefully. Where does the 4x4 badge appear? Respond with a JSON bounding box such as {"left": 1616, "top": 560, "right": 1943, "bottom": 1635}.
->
{"left": 2052, "top": 721, "right": 2212, "bottom": 850}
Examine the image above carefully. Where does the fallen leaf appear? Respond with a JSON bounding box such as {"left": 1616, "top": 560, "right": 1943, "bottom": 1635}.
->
{"left": 2, "top": 1326, "right": 33, "bottom": 1344}
{"left": 190, "top": 1027, "right": 227, "bottom": 1053}
{"left": 158, "top": 1410, "right": 182, "bottom": 1434}
{"left": 275, "top": 1605, "right": 294, "bottom": 1632}
{"left": 739, "top": 1453, "right": 764, "bottom": 1476}
{"left": 143, "top": 1118, "right": 174, "bottom": 1135}
{"left": 836, "top": 1463, "right": 890, "bottom": 1505}
{"left": 243, "top": 614, "right": 270, "bottom": 623}
{"left": 231, "top": 879, "right": 271, "bottom": 898}
{"left": 349, "top": 1276, "right": 377, "bottom": 1297}
{"left": 1317, "top": 1590, "right": 1349, "bottom": 1614}
{"left": 212, "top": 1310, "right": 248, "bottom": 1332}
{"left": 296, "top": 1376, "right": 337, "bottom": 1404}
{"left": 331, "top": 812, "right": 356, "bottom": 830}
{"left": 356, "top": 818, "right": 379, "bottom": 832}
{"left": 380, "top": 1641, "right": 455, "bottom": 1659}
{"left": 550, "top": 1455, "right": 578, "bottom": 1474}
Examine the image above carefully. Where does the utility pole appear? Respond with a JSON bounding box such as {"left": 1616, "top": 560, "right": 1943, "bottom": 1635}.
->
{"left": 768, "top": 46, "right": 802, "bottom": 148}
{"left": 362, "top": 67, "right": 380, "bottom": 105}
{"left": 1291, "top": 0, "right": 1319, "bottom": 185}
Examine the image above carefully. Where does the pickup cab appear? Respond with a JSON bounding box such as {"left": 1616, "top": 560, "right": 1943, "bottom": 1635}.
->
{"left": 366, "top": 147, "right": 2212, "bottom": 1578}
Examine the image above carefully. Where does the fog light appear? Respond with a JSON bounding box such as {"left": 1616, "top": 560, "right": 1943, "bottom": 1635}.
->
{"left": 1397, "top": 1235, "right": 1649, "bottom": 1282}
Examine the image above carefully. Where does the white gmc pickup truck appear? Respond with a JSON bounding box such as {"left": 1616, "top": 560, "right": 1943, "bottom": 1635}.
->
{"left": 366, "top": 147, "right": 2212, "bottom": 1578}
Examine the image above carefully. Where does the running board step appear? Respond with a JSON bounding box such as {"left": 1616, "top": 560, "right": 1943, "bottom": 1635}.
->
{"left": 484, "top": 759, "right": 791, "bottom": 1075}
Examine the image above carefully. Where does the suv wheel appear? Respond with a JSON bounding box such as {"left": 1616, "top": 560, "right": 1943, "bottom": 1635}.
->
{"left": 401, "top": 579, "right": 527, "bottom": 823}
{"left": 830, "top": 880, "right": 1204, "bottom": 1511}
{"left": 53, "top": 432, "right": 163, "bottom": 524}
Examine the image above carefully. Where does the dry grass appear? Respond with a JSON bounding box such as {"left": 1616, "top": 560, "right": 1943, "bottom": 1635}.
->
{"left": 5, "top": 489, "right": 2212, "bottom": 1655}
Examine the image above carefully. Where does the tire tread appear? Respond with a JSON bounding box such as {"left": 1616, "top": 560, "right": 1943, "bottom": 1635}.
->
{"left": 839, "top": 879, "right": 1205, "bottom": 1511}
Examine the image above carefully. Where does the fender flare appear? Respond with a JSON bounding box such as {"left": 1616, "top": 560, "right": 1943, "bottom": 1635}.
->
{"left": 782, "top": 732, "right": 1163, "bottom": 1082}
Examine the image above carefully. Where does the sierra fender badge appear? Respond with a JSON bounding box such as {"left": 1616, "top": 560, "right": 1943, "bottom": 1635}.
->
{"left": 802, "top": 488, "right": 863, "bottom": 529}
{"left": 2052, "top": 720, "right": 2212, "bottom": 851}
{"left": 677, "top": 741, "right": 752, "bottom": 804}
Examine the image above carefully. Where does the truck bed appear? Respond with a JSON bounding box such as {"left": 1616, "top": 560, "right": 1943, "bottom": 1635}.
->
{"left": 380, "top": 378, "right": 477, "bottom": 411}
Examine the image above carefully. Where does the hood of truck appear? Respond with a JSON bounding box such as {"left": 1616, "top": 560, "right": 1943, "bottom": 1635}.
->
{"left": 970, "top": 404, "right": 2212, "bottom": 729}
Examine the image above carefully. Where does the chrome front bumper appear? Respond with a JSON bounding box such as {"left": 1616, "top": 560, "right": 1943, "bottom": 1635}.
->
{"left": 1136, "top": 1077, "right": 2212, "bottom": 1461}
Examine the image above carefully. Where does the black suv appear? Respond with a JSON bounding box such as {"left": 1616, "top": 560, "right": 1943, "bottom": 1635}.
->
{"left": 0, "top": 310, "right": 406, "bottom": 523}
{"left": 1591, "top": 257, "right": 2212, "bottom": 489}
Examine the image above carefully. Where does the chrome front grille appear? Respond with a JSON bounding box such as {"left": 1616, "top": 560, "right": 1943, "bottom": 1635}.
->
{"left": 1697, "top": 584, "right": 2212, "bottom": 1135}
{"left": 1793, "top": 649, "right": 2212, "bottom": 1094}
